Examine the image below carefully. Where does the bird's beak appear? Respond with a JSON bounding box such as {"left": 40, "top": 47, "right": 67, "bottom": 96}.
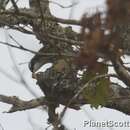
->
{"left": 32, "top": 73, "right": 37, "bottom": 79}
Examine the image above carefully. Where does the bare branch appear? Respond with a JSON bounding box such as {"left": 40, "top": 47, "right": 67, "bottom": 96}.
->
{"left": 49, "top": 0, "right": 78, "bottom": 9}
{"left": 1, "top": 83, "right": 130, "bottom": 116}
{"left": 10, "top": 0, "right": 19, "bottom": 13}
{"left": 51, "top": 16, "right": 81, "bottom": 25}
{"left": 0, "top": 95, "right": 47, "bottom": 113}
{"left": 0, "top": 9, "right": 81, "bottom": 26}
{"left": 110, "top": 57, "right": 130, "bottom": 88}
{"left": 48, "top": 34, "right": 82, "bottom": 45}
{"left": 8, "top": 25, "right": 33, "bottom": 34}
{"left": 0, "top": 41, "right": 76, "bottom": 57}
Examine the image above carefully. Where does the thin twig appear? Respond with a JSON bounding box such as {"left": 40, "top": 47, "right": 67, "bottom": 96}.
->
{"left": 49, "top": 0, "right": 78, "bottom": 8}
{"left": 0, "top": 10, "right": 81, "bottom": 26}
{"left": 58, "top": 74, "right": 118, "bottom": 125}
{"left": 8, "top": 34, "right": 21, "bottom": 46}
{"left": 0, "top": 41, "right": 76, "bottom": 57}
{"left": 10, "top": 0, "right": 19, "bottom": 13}
{"left": 8, "top": 25, "right": 33, "bottom": 34}
{"left": 48, "top": 34, "right": 82, "bottom": 45}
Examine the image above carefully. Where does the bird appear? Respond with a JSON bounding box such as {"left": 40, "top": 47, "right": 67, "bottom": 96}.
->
{"left": 0, "top": 0, "right": 9, "bottom": 10}
{"left": 28, "top": 45, "right": 60, "bottom": 73}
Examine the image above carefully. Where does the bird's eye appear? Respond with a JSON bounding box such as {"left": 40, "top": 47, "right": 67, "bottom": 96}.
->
{"left": 28, "top": 62, "right": 34, "bottom": 72}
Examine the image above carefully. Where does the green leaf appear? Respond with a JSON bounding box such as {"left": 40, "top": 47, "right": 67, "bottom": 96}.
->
{"left": 82, "top": 64, "right": 109, "bottom": 109}
{"left": 83, "top": 77, "right": 110, "bottom": 109}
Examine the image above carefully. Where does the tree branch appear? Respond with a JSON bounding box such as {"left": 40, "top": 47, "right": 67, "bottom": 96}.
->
{"left": 1, "top": 83, "right": 130, "bottom": 115}
{"left": 0, "top": 41, "right": 76, "bottom": 57}
{"left": 0, "top": 95, "right": 48, "bottom": 113}
{"left": 10, "top": 0, "right": 19, "bottom": 13}
{"left": 110, "top": 57, "right": 130, "bottom": 88}
{"left": 0, "top": 9, "right": 81, "bottom": 27}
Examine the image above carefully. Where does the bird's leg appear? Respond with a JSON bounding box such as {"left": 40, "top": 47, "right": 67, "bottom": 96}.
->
{"left": 47, "top": 100, "right": 59, "bottom": 124}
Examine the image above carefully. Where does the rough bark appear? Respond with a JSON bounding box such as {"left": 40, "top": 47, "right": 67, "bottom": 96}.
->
{"left": 1, "top": 83, "right": 130, "bottom": 115}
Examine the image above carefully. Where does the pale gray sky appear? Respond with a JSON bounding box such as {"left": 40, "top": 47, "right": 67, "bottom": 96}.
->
{"left": 0, "top": 0, "right": 130, "bottom": 130}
